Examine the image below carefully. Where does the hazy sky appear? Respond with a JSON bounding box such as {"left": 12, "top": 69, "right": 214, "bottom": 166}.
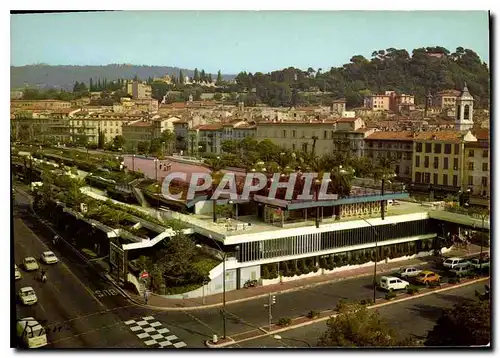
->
{"left": 10, "top": 11, "right": 489, "bottom": 73}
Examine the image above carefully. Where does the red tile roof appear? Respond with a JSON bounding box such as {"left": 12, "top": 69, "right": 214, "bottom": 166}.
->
{"left": 336, "top": 117, "right": 359, "bottom": 122}
{"left": 126, "top": 121, "right": 153, "bottom": 127}
{"left": 414, "top": 130, "right": 469, "bottom": 142}
{"left": 366, "top": 131, "right": 415, "bottom": 141}
{"left": 193, "top": 123, "right": 223, "bottom": 130}
{"left": 257, "top": 120, "right": 337, "bottom": 125}
{"left": 472, "top": 128, "right": 490, "bottom": 141}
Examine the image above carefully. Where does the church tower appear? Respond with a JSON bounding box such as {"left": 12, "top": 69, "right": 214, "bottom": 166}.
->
{"left": 455, "top": 82, "right": 474, "bottom": 131}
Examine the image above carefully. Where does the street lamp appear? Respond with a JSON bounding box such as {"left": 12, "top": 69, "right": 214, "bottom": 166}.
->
{"left": 273, "top": 334, "right": 312, "bottom": 348}
{"left": 197, "top": 241, "right": 239, "bottom": 340}
{"left": 132, "top": 154, "right": 136, "bottom": 172}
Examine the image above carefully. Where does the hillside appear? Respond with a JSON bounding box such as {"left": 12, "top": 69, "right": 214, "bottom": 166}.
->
{"left": 232, "top": 46, "right": 490, "bottom": 108}
{"left": 10, "top": 64, "right": 235, "bottom": 91}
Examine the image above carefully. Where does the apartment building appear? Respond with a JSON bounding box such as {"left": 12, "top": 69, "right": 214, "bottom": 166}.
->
{"left": 434, "top": 89, "right": 461, "bottom": 117}
{"left": 332, "top": 118, "right": 374, "bottom": 157}
{"left": 189, "top": 121, "right": 257, "bottom": 155}
{"left": 255, "top": 120, "right": 338, "bottom": 155}
{"left": 11, "top": 100, "right": 72, "bottom": 110}
{"left": 412, "top": 130, "right": 478, "bottom": 195}
{"left": 393, "top": 93, "right": 416, "bottom": 114}
{"left": 126, "top": 81, "right": 152, "bottom": 99}
{"left": 364, "top": 131, "right": 414, "bottom": 181}
{"left": 363, "top": 93, "right": 391, "bottom": 111}
{"left": 331, "top": 99, "right": 346, "bottom": 116}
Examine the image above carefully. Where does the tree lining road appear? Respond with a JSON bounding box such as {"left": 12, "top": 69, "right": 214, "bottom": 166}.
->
{"left": 229, "top": 281, "right": 487, "bottom": 348}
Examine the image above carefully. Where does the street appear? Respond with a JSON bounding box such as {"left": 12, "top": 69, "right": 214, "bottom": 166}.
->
{"left": 230, "top": 281, "right": 488, "bottom": 348}
{"left": 12, "top": 189, "right": 489, "bottom": 349}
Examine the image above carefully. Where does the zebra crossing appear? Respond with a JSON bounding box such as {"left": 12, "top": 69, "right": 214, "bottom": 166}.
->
{"left": 124, "top": 316, "right": 187, "bottom": 348}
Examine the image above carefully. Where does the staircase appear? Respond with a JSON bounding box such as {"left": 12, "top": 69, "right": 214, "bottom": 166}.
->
{"left": 129, "top": 178, "right": 150, "bottom": 208}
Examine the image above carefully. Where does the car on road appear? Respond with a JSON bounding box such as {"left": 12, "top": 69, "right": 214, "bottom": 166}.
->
{"left": 449, "top": 266, "right": 471, "bottom": 277}
{"left": 40, "top": 251, "right": 58, "bottom": 265}
{"left": 18, "top": 287, "right": 38, "bottom": 306}
{"left": 443, "top": 257, "right": 470, "bottom": 270}
{"left": 399, "top": 267, "right": 422, "bottom": 279}
{"left": 23, "top": 257, "right": 39, "bottom": 271}
{"left": 15, "top": 265, "right": 22, "bottom": 280}
{"left": 471, "top": 258, "right": 490, "bottom": 270}
{"left": 415, "top": 270, "right": 441, "bottom": 285}
{"left": 379, "top": 276, "right": 410, "bottom": 291}
{"left": 16, "top": 317, "right": 47, "bottom": 348}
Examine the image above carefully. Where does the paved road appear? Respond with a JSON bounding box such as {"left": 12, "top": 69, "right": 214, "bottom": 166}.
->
{"left": 230, "top": 281, "right": 488, "bottom": 348}
{"left": 11, "top": 186, "right": 487, "bottom": 349}
{"left": 13, "top": 192, "right": 150, "bottom": 348}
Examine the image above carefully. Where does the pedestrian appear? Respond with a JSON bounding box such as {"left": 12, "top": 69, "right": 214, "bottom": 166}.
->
{"left": 144, "top": 289, "right": 149, "bottom": 305}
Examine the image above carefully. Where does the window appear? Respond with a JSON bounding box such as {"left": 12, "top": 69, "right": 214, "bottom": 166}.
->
{"left": 416, "top": 143, "right": 422, "bottom": 152}
{"left": 424, "top": 173, "right": 431, "bottom": 184}
{"left": 453, "top": 175, "right": 458, "bottom": 187}
{"left": 292, "top": 143, "right": 296, "bottom": 151}
{"left": 468, "top": 150, "right": 474, "bottom": 157}
{"left": 444, "top": 144, "right": 452, "bottom": 154}
{"left": 483, "top": 150, "right": 488, "bottom": 158}
{"left": 424, "top": 156, "right": 429, "bottom": 168}
{"left": 292, "top": 130, "right": 296, "bottom": 138}
{"left": 434, "top": 143, "right": 441, "bottom": 154}
{"left": 468, "top": 176, "right": 474, "bottom": 186}
{"left": 482, "top": 163, "right": 488, "bottom": 172}
{"left": 397, "top": 152, "right": 402, "bottom": 159}
{"left": 481, "top": 177, "right": 488, "bottom": 186}
{"left": 415, "top": 172, "right": 422, "bottom": 183}
{"left": 425, "top": 143, "right": 432, "bottom": 153}
{"left": 433, "top": 157, "right": 439, "bottom": 169}
{"left": 433, "top": 173, "right": 438, "bottom": 184}
{"left": 415, "top": 156, "right": 420, "bottom": 167}
{"left": 405, "top": 152, "right": 412, "bottom": 160}
{"left": 454, "top": 144, "right": 459, "bottom": 155}
{"left": 395, "top": 165, "right": 400, "bottom": 173}
{"left": 282, "top": 130, "right": 286, "bottom": 138}
{"left": 404, "top": 167, "right": 410, "bottom": 175}
{"left": 453, "top": 158, "right": 459, "bottom": 170}
{"left": 104, "top": 129, "right": 107, "bottom": 133}
{"left": 468, "top": 162, "right": 474, "bottom": 171}
{"left": 443, "top": 174, "right": 448, "bottom": 186}
{"left": 443, "top": 157, "right": 449, "bottom": 170}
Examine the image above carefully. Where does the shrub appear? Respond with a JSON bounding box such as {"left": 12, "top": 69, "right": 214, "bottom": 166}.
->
{"left": 81, "top": 248, "right": 97, "bottom": 258}
{"left": 319, "top": 257, "right": 328, "bottom": 269}
{"left": 335, "top": 299, "right": 348, "bottom": 312}
{"left": 277, "top": 317, "right": 292, "bottom": 327}
{"left": 360, "top": 299, "right": 373, "bottom": 305}
{"left": 261, "top": 265, "right": 269, "bottom": 280}
{"left": 428, "top": 281, "right": 441, "bottom": 288}
{"left": 406, "top": 286, "right": 420, "bottom": 295}
{"left": 448, "top": 277, "right": 460, "bottom": 284}
{"left": 307, "top": 310, "right": 320, "bottom": 319}
{"left": 385, "top": 291, "right": 397, "bottom": 300}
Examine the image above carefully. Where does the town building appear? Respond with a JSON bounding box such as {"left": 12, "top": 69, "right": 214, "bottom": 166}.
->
{"left": 126, "top": 81, "right": 152, "bottom": 100}
{"left": 411, "top": 130, "right": 478, "bottom": 197}
{"left": 455, "top": 83, "right": 475, "bottom": 131}
{"left": 331, "top": 99, "right": 346, "bottom": 116}
{"left": 331, "top": 118, "right": 375, "bottom": 157}
{"left": 11, "top": 100, "right": 72, "bottom": 110}
{"left": 363, "top": 93, "right": 390, "bottom": 111}
{"left": 434, "top": 89, "right": 461, "bottom": 117}
{"left": 364, "top": 131, "right": 414, "bottom": 182}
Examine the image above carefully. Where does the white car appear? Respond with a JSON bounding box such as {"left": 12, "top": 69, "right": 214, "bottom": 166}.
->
{"left": 443, "top": 257, "right": 470, "bottom": 270}
{"left": 471, "top": 258, "right": 490, "bottom": 270}
{"left": 379, "top": 276, "right": 410, "bottom": 291}
{"left": 15, "top": 265, "right": 22, "bottom": 280}
{"left": 400, "top": 267, "right": 422, "bottom": 278}
{"left": 19, "top": 287, "right": 38, "bottom": 305}
{"left": 41, "top": 251, "right": 58, "bottom": 264}
{"left": 23, "top": 257, "right": 39, "bottom": 271}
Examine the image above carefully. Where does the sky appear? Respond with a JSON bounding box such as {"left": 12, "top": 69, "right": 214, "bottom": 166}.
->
{"left": 10, "top": 11, "right": 489, "bottom": 74}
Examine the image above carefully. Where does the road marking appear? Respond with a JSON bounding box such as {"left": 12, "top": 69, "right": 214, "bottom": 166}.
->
{"left": 16, "top": 219, "right": 105, "bottom": 308}
{"left": 94, "top": 289, "right": 118, "bottom": 299}
{"left": 124, "top": 316, "right": 188, "bottom": 348}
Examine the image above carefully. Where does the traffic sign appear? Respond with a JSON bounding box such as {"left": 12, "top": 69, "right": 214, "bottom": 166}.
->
{"left": 140, "top": 272, "right": 149, "bottom": 279}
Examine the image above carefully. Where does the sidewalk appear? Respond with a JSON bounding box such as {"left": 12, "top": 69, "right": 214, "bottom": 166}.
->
{"left": 122, "top": 244, "right": 484, "bottom": 310}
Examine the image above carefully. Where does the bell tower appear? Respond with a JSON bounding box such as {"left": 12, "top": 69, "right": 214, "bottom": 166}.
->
{"left": 455, "top": 82, "right": 474, "bottom": 131}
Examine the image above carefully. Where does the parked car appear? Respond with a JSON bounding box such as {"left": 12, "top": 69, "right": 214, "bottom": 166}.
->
{"left": 443, "top": 257, "right": 470, "bottom": 270}
{"left": 18, "top": 287, "right": 38, "bottom": 306}
{"left": 450, "top": 266, "right": 471, "bottom": 277}
{"left": 379, "top": 276, "right": 410, "bottom": 291}
{"left": 399, "top": 267, "right": 422, "bottom": 279}
{"left": 23, "top": 257, "right": 39, "bottom": 271}
{"left": 40, "top": 251, "right": 58, "bottom": 265}
{"left": 16, "top": 317, "right": 48, "bottom": 348}
{"left": 415, "top": 271, "right": 441, "bottom": 285}
{"left": 15, "top": 264, "right": 22, "bottom": 280}
{"left": 471, "top": 258, "right": 490, "bottom": 270}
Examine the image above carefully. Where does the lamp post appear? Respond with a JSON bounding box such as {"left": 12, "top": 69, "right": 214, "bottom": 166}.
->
{"left": 132, "top": 154, "right": 136, "bottom": 172}
{"left": 361, "top": 218, "right": 380, "bottom": 303}
{"left": 380, "top": 172, "right": 396, "bottom": 220}
{"left": 154, "top": 158, "right": 159, "bottom": 208}
{"left": 196, "top": 241, "right": 239, "bottom": 340}
{"left": 273, "top": 334, "right": 312, "bottom": 348}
